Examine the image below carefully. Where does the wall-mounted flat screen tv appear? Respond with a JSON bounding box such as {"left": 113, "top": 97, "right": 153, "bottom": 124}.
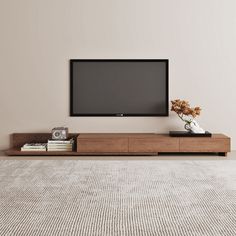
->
{"left": 70, "top": 59, "right": 168, "bottom": 116}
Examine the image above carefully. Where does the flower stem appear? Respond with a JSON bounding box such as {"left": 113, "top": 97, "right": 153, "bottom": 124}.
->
{"left": 177, "top": 113, "right": 192, "bottom": 124}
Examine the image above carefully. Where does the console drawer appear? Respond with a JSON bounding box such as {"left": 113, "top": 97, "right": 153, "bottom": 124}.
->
{"left": 129, "top": 138, "right": 179, "bottom": 152}
{"left": 179, "top": 138, "right": 230, "bottom": 152}
{"left": 77, "top": 138, "right": 128, "bottom": 153}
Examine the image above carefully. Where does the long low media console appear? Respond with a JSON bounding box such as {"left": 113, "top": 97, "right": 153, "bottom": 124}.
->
{"left": 5, "top": 133, "right": 231, "bottom": 156}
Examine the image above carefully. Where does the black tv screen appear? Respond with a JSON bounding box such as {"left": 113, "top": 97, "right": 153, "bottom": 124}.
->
{"left": 70, "top": 59, "right": 168, "bottom": 116}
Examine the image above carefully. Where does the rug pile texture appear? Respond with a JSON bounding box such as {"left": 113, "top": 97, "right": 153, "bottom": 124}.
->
{"left": 1, "top": 160, "right": 236, "bottom": 236}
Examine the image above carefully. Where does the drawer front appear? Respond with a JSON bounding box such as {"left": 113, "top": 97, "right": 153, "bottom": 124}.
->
{"left": 180, "top": 138, "right": 230, "bottom": 152}
{"left": 77, "top": 138, "right": 128, "bottom": 153}
{"left": 129, "top": 138, "right": 179, "bottom": 152}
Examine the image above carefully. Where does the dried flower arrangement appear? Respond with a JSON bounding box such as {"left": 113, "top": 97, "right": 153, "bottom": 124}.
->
{"left": 171, "top": 99, "right": 201, "bottom": 131}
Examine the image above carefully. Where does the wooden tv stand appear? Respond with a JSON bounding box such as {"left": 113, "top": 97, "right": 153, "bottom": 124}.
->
{"left": 5, "top": 133, "right": 230, "bottom": 156}
{"left": 77, "top": 133, "right": 230, "bottom": 156}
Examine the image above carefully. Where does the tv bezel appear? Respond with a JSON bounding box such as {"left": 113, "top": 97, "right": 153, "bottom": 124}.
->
{"left": 70, "top": 59, "right": 169, "bottom": 117}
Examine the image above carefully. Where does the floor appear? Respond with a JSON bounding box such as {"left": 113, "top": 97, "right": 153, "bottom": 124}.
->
{"left": 2, "top": 159, "right": 236, "bottom": 235}
{"left": 1, "top": 151, "right": 235, "bottom": 160}
{"left": 1, "top": 151, "right": 236, "bottom": 235}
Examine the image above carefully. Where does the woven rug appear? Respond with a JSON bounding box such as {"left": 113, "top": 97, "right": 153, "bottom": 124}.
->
{"left": 1, "top": 160, "right": 236, "bottom": 236}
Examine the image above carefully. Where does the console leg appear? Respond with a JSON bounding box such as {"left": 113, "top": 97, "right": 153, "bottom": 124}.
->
{"left": 219, "top": 152, "right": 227, "bottom": 157}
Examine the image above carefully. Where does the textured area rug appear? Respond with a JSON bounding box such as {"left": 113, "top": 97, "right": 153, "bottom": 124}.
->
{"left": 1, "top": 160, "right": 236, "bottom": 236}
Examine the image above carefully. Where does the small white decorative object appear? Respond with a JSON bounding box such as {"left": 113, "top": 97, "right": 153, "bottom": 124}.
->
{"left": 185, "top": 118, "right": 205, "bottom": 134}
{"left": 171, "top": 99, "right": 205, "bottom": 133}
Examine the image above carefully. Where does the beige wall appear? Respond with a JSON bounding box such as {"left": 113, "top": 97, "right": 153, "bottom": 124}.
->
{"left": 1, "top": 0, "right": 236, "bottom": 150}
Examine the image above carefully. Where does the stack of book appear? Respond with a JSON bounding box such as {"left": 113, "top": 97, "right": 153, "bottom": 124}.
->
{"left": 21, "top": 143, "right": 47, "bottom": 152}
{"left": 47, "top": 139, "right": 74, "bottom": 152}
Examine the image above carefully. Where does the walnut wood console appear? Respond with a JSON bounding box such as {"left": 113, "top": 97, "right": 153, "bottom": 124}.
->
{"left": 5, "top": 133, "right": 231, "bottom": 156}
{"left": 77, "top": 133, "right": 230, "bottom": 156}
{"left": 5, "top": 133, "right": 79, "bottom": 156}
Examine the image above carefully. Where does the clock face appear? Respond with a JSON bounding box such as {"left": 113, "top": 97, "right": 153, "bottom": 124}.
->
{"left": 54, "top": 131, "right": 61, "bottom": 137}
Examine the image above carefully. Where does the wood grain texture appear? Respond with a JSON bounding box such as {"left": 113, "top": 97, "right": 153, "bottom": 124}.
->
{"left": 5, "top": 133, "right": 231, "bottom": 156}
{"left": 179, "top": 137, "right": 230, "bottom": 152}
{"left": 129, "top": 137, "right": 179, "bottom": 152}
{"left": 209, "top": 134, "right": 230, "bottom": 139}
{"left": 78, "top": 133, "right": 170, "bottom": 138}
{"left": 5, "top": 149, "right": 158, "bottom": 156}
{"left": 77, "top": 138, "right": 129, "bottom": 153}
{"left": 5, "top": 149, "right": 79, "bottom": 156}
{"left": 11, "top": 133, "right": 78, "bottom": 148}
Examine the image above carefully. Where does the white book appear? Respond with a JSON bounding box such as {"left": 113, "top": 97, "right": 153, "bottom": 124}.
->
{"left": 23, "top": 143, "right": 47, "bottom": 149}
{"left": 21, "top": 148, "right": 46, "bottom": 152}
{"left": 22, "top": 146, "right": 47, "bottom": 149}
{"left": 48, "top": 139, "right": 74, "bottom": 144}
{"left": 47, "top": 144, "right": 73, "bottom": 147}
{"left": 47, "top": 149, "right": 72, "bottom": 152}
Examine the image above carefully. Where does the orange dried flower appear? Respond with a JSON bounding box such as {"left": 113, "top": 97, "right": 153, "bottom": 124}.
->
{"left": 171, "top": 99, "right": 201, "bottom": 118}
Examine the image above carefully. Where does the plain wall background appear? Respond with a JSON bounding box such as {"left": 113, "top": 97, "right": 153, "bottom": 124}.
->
{"left": 1, "top": 0, "right": 236, "bottom": 150}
